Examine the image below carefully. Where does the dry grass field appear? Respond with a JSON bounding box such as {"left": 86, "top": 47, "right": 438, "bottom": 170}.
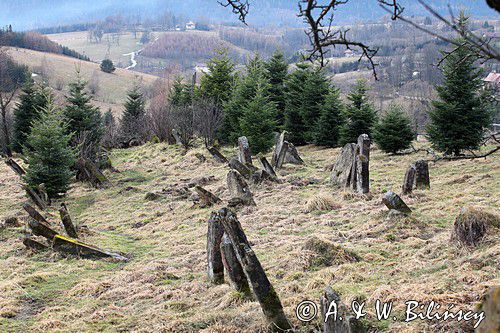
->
{"left": 0, "top": 141, "right": 498, "bottom": 332}
{"left": 47, "top": 31, "right": 146, "bottom": 67}
{"left": 4, "top": 47, "right": 160, "bottom": 115}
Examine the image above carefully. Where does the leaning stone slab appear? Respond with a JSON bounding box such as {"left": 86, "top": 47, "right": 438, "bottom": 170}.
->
{"left": 382, "top": 191, "right": 412, "bottom": 214}
{"left": 227, "top": 170, "right": 256, "bottom": 206}
{"left": 284, "top": 142, "right": 304, "bottom": 165}
{"left": 402, "top": 164, "right": 416, "bottom": 195}
{"left": 52, "top": 235, "right": 128, "bottom": 261}
{"left": 238, "top": 136, "right": 253, "bottom": 165}
{"left": 331, "top": 143, "right": 356, "bottom": 188}
{"left": 229, "top": 158, "right": 253, "bottom": 179}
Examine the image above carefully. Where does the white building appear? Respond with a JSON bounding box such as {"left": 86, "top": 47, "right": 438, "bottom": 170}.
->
{"left": 186, "top": 21, "right": 196, "bottom": 30}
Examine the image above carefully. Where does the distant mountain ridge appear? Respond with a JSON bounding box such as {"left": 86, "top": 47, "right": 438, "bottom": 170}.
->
{"left": 2, "top": 0, "right": 497, "bottom": 31}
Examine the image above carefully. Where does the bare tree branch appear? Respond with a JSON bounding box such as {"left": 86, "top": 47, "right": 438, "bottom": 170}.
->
{"left": 218, "top": 0, "right": 250, "bottom": 25}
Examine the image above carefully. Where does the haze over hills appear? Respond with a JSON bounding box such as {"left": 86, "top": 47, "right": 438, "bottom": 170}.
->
{"left": 2, "top": 0, "right": 497, "bottom": 30}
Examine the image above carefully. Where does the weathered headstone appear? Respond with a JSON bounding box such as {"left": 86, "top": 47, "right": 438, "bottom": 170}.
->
{"left": 227, "top": 170, "right": 256, "bottom": 206}
{"left": 414, "top": 160, "right": 430, "bottom": 189}
{"left": 354, "top": 134, "right": 370, "bottom": 194}
{"left": 207, "top": 146, "right": 228, "bottom": 163}
{"left": 382, "top": 191, "right": 412, "bottom": 214}
{"left": 207, "top": 212, "right": 225, "bottom": 284}
{"left": 321, "top": 287, "right": 353, "bottom": 333}
{"left": 220, "top": 233, "right": 250, "bottom": 294}
{"left": 59, "top": 203, "right": 78, "bottom": 238}
{"left": 5, "top": 158, "right": 25, "bottom": 176}
{"left": 23, "top": 204, "right": 49, "bottom": 225}
{"left": 331, "top": 143, "right": 356, "bottom": 188}
{"left": 23, "top": 238, "right": 48, "bottom": 251}
{"left": 217, "top": 208, "right": 292, "bottom": 332}
{"left": 271, "top": 132, "right": 287, "bottom": 168}
{"left": 402, "top": 164, "right": 416, "bottom": 195}
{"left": 75, "top": 158, "right": 110, "bottom": 188}
{"left": 195, "top": 185, "right": 222, "bottom": 208}
{"left": 259, "top": 157, "right": 278, "bottom": 179}
{"left": 28, "top": 219, "right": 58, "bottom": 240}
{"left": 238, "top": 136, "right": 253, "bottom": 165}
{"left": 23, "top": 185, "right": 47, "bottom": 210}
{"left": 477, "top": 286, "right": 500, "bottom": 333}
{"left": 172, "top": 129, "right": 182, "bottom": 145}
{"left": 284, "top": 142, "right": 304, "bottom": 165}
{"left": 52, "top": 235, "right": 128, "bottom": 261}
{"left": 251, "top": 169, "right": 274, "bottom": 185}
{"left": 228, "top": 158, "right": 253, "bottom": 179}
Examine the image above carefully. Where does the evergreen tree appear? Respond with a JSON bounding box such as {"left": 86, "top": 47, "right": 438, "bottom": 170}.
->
{"left": 221, "top": 54, "right": 270, "bottom": 143}
{"left": 64, "top": 74, "right": 103, "bottom": 158}
{"left": 427, "top": 16, "right": 493, "bottom": 156}
{"left": 200, "top": 49, "right": 235, "bottom": 106}
{"left": 301, "top": 68, "right": 330, "bottom": 142}
{"left": 315, "top": 87, "right": 344, "bottom": 147}
{"left": 100, "top": 59, "right": 115, "bottom": 73}
{"left": 373, "top": 105, "right": 415, "bottom": 154}
{"left": 121, "top": 85, "right": 146, "bottom": 140}
{"left": 11, "top": 81, "right": 50, "bottom": 153}
{"left": 239, "top": 86, "right": 276, "bottom": 155}
{"left": 339, "top": 80, "right": 377, "bottom": 145}
{"left": 24, "top": 99, "right": 75, "bottom": 198}
{"left": 284, "top": 64, "right": 310, "bottom": 145}
{"left": 265, "top": 50, "right": 288, "bottom": 128}
{"left": 170, "top": 77, "right": 194, "bottom": 107}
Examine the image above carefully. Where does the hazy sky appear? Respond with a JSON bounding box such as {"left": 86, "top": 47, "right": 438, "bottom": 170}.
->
{"left": 1, "top": 0, "right": 496, "bottom": 31}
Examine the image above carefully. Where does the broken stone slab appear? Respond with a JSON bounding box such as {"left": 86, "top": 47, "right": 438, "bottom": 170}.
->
{"left": 23, "top": 185, "right": 47, "bottom": 211}
{"left": 321, "top": 287, "right": 354, "bottom": 333}
{"left": 331, "top": 143, "right": 356, "bottom": 188}
{"left": 217, "top": 208, "right": 292, "bottom": 332}
{"left": 259, "top": 157, "right": 278, "bottom": 179}
{"left": 414, "top": 159, "right": 430, "bottom": 189}
{"left": 23, "top": 238, "right": 49, "bottom": 251}
{"left": 402, "top": 164, "right": 416, "bottom": 195}
{"left": 4, "top": 158, "right": 25, "bottom": 176}
{"left": 354, "top": 134, "right": 370, "bottom": 194}
{"left": 172, "top": 129, "right": 182, "bottom": 145}
{"left": 271, "top": 132, "right": 288, "bottom": 169}
{"left": 477, "top": 286, "right": 500, "bottom": 333}
{"left": 220, "top": 233, "right": 251, "bottom": 295}
{"left": 207, "top": 212, "right": 225, "bottom": 285}
{"left": 52, "top": 235, "right": 128, "bottom": 261}
{"left": 228, "top": 158, "right": 253, "bottom": 179}
{"left": 227, "top": 170, "right": 256, "bottom": 206}
{"left": 382, "top": 191, "right": 412, "bottom": 214}
{"left": 237, "top": 136, "right": 253, "bottom": 166}
{"left": 75, "top": 158, "right": 110, "bottom": 188}
{"left": 251, "top": 169, "right": 275, "bottom": 185}
{"left": 207, "top": 146, "right": 228, "bottom": 163}
{"left": 284, "top": 142, "right": 304, "bottom": 165}
{"left": 23, "top": 203, "right": 50, "bottom": 225}
{"left": 59, "top": 203, "right": 78, "bottom": 238}
{"left": 28, "top": 219, "right": 58, "bottom": 241}
{"left": 195, "top": 153, "right": 206, "bottom": 163}
{"left": 195, "top": 185, "right": 222, "bottom": 207}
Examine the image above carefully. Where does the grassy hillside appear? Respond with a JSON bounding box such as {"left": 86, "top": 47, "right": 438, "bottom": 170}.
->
{"left": 4, "top": 47, "right": 160, "bottom": 115}
{"left": 0, "top": 142, "right": 498, "bottom": 332}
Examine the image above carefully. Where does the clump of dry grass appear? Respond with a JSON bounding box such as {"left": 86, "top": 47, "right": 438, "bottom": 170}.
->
{"left": 306, "top": 194, "right": 342, "bottom": 212}
{"left": 451, "top": 206, "right": 499, "bottom": 247}
{"left": 300, "top": 237, "right": 360, "bottom": 270}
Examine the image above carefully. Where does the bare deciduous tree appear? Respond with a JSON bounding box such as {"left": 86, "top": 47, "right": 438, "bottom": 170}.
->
{"left": 193, "top": 98, "right": 223, "bottom": 147}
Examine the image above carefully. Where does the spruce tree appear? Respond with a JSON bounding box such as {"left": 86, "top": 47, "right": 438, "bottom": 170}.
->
{"left": 301, "top": 68, "right": 330, "bottom": 142}
{"left": 239, "top": 86, "right": 276, "bottom": 155}
{"left": 339, "top": 80, "right": 377, "bottom": 145}
{"left": 200, "top": 49, "right": 235, "bottom": 106}
{"left": 284, "top": 64, "right": 310, "bottom": 145}
{"left": 373, "top": 105, "right": 414, "bottom": 154}
{"left": 121, "top": 85, "right": 146, "bottom": 140}
{"left": 24, "top": 99, "right": 75, "bottom": 198}
{"left": 315, "top": 87, "right": 344, "bottom": 147}
{"left": 12, "top": 81, "right": 50, "bottom": 153}
{"left": 64, "top": 74, "right": 103, "bottom": 159}
{"left": 265, "top": 50, "right": 288, "bottom": 128}
{"left": 222, "top": 54, "right": 270, "bottom": 143}
{"left": 427, "top": 15, "right": 493, "bottom": 156}
{"left": 170, "top": 77, "right": 193, "bottom": 107}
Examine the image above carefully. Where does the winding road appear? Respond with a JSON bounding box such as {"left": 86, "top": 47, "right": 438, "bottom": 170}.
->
{"left": 123, "top": 49, "right": 142, "bottom": 70}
